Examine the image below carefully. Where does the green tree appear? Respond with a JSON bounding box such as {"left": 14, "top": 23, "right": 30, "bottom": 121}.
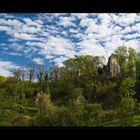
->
{"left": 118, "top": 77, "right": 136, "bottom": 125}
{"left": 35, "top": 92, "right": 56, "bottom": 126}
{"left": 84, "top": 103, "right": 106, "bottom": 126}
{"left": 127, "top": 47, "right": 137, "bottom": 78}
{"left": 115, "top": 45, "right": 128, "bottom": 79}
{"left": 136, "top": 57, "right": 140, "bottom": 99}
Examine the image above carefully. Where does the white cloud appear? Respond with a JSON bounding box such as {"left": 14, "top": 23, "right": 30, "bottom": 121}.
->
{"left": 53, "top": 13, "right": 68, "bottom": 18}
{"left": 13, "top": 32, "right": 39, "bottom": 41}
{"left": 1, "top": 13, "right": 140, "bottom": 77}
{"left": 0, "top": 25, "right": 12, "bottom": 33}
{"left": 9, "top": 52, "right": 22, "bottom": 56}
{"left": 22, "top": 25, "right": 41, "bottom": 34}
{"left": 124, "top": 33, "right": 140, "bottom": 39}
{"left": 45, "top": 36, "right": 76, "bottom": 57}
{"left": 71, "top": 13, "right": 89, "bottom": 19}
{"left": 111, "top": 14, "right": 137, "bottom": 26}
{"left": 98, "top": 13, "right": 112, "bottom": 25}
{"left": 9, "top": 42, "right": 23, "bottom": 51}
{"left": 23, "top": 18, "right": 43, "bottom": 28}
{"left": 80, "top": 17, "right": 96, "bottom": 27}
{"left": 0, "top": 16, "right": 44, "bottom": 42}
{"left": 27, "top": 36, "right": 76, "bottom": 57}
{"left": 0, "top": 13, "right": 15, "bottom": 19}
{"left": 77, "top": 38, "right": 106, "bottom": 57}
{"left": 26, "top": 36, "right": 77, "bottom": 66}
{"left": 32, "top": 58, "right": 44, "bottom": 65}
{"left": 104, "top": 35, "right": 124, "bottom": 57}
{"left": 52, "top": 56, "right": 67, "bottom": 67}
{"left": 20, "top": 14, "right": 140, "bottom": 66}
{"left": 124, "top": 40, "right": 140, "bottom": 51}
{"left": 26, "top": 41, "right": 47, "bottom": 48}
{"left": 58, "top": 16, "right": 76, "bottom": 27}
{"left": 69, "top": 28, "right": 78, "bottom": 33}
{"left": 45, "top": 55, "right": 54, "bottom": 59}
{"left": 0, "top": 61, "right": 19, "bottom": 77}
{"left": 0, "top": 18, "right": 23, "bottom": 29}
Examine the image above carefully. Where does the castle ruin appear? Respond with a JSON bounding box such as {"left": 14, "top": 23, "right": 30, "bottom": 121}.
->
{"left": 107, "top": 54, "right": 119, "bottom": 77}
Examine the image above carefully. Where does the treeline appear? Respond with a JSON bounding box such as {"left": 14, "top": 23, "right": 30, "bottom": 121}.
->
{"left": 0, "top": 45, "right": 140, "bottom": 126}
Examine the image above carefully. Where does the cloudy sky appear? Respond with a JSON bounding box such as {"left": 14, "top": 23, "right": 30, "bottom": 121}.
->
{"left": 0, "top": 13, "right": 140, "bottom": 76}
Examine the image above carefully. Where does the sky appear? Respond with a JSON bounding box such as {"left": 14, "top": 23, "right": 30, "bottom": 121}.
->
{"left": 0, "top": 13, "right": 140, "bottom": 77}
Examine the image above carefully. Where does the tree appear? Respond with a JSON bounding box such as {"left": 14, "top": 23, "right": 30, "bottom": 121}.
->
{"left": 1, "top": 45, "right": 140, "bottom": 126}
{"left": 63, "top": 55, "right": 104, "bottom": 102}
{"left": 84, "top": 103, "right": 106, "bottom": 126}
{"left": 27, "top": 64, "right": 35, "bottom": 85}
{"left": 68, "top": 87, "right": 86, "bottom": 126}
{"left": 78, "top": 55, "right": 103, "bottom": 80}
{"left": 136, "top": 57, "right": 140, "bottom": 99}
{"left": 64, "top": 55, "right": 103, "bottom": 83}
{"left": 69, "top": 87, "right": 85, "bottom": 105}
{"left": 11, "top": 68, "right": 25, "bottom": 82}
{"left": 136, "top": 57, "right": 140, "bottom": 80}
{"left": 36, "top": 65, "right": 44, "bottom": 83}
{"left": 64, "top": 58, "right": 80, "bottom": 85}
{"left": 115, "top": 46, "right": 137, "bottom": 80}
{"left": 118, "top": 77, "right": 136, "bottom": 125}
{"left": 127, "top": 47, "right": 137, "bottom": 79}
{"left": 0, "top": 75, "right": 7, "bottom": 83}
{"left": 35, "top": 92, "right": 56, "bottom": 126}
{"left": 115, "top": 45, "right": 128, "bottom": 79}
{"left": 10, "top": 68, "right": 26, "bottom": 102}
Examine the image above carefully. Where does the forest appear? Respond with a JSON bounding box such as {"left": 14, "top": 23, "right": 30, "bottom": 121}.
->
{"left": 0, "top": 45, "right": 140, "bottom": 126}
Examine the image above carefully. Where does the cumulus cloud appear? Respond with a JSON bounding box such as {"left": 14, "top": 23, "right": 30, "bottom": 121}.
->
{"left": 0, "top": 61, "right": 19, "bottom": 77}
{"left": 32, "top": 58, "right": 44, "bottom": 65}
{"left": 26, "top": 36, "right": 76, "bottom": 58}
{"left": 0, "top": 18, "right": 22, "bottom": 29}
{"left": 71, "top": 13, "right": 89, "bottom": 19}
{"left": 22, "top": 25, "right": 41, "bottom": 34}
{"left": 23, "top": 18, "right": 43, "bottom": 28}
{"left": 13, "top": 32, "right": 40, "bottom": 41}
{"left": 58, "top": 16, "right": 76, "bottom": 27}
{"left": 0, "top": 16, "right": 43, "bottom": 42}
{"left": 1, "top": 13, "right": 140, "bottom": 76}
{"left": 52, "top": 56, "right": 67, "bottom": 67}
{"left": 0, "top": 25, "right": 12, "bottom": 32}
{"left": 69, "top": 28, "right": 78, "bottom": 33}
{"left": 124, "top": 39, "right": 140, "bottom": 51}
{"left": 77, "top": 38, "right": 106, "bottom": 57}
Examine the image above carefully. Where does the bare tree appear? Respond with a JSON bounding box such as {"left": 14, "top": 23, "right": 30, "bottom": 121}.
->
{"left": 36, "top": 65, "right": 48, "bottom": 83}
{"left": 27, "top": 64, "right": 35, "bottom": 84}
{"left": 11, "top": 68, "right": 24, "bottom": 82}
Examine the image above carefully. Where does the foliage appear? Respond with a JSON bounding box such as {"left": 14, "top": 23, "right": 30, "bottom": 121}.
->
{"left": 0, "top": 46, "right": 140, "bottom": 126}
{"left": 117, "top": 77, "right": 136, "bottom": 125}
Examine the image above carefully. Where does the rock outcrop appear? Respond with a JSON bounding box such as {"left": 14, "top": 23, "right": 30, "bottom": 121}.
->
{"left": 108, "top": 54, "right": 119, "bottom": 77}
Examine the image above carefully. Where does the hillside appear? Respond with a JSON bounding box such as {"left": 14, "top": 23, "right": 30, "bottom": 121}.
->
{"left": 0, "top": 46, "right": 140, "bottom": 126}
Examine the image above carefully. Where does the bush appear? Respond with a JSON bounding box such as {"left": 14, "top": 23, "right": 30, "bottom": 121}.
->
{"left": 84, "top": 103, "right": 106, "bottom": 126}
{"left": 11, "top": 115, "right": 33, "bottom": 126}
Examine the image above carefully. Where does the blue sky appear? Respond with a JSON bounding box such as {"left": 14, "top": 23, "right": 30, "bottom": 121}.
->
{"left": 0, "top": 13, "right": 140, "bottom": 76}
